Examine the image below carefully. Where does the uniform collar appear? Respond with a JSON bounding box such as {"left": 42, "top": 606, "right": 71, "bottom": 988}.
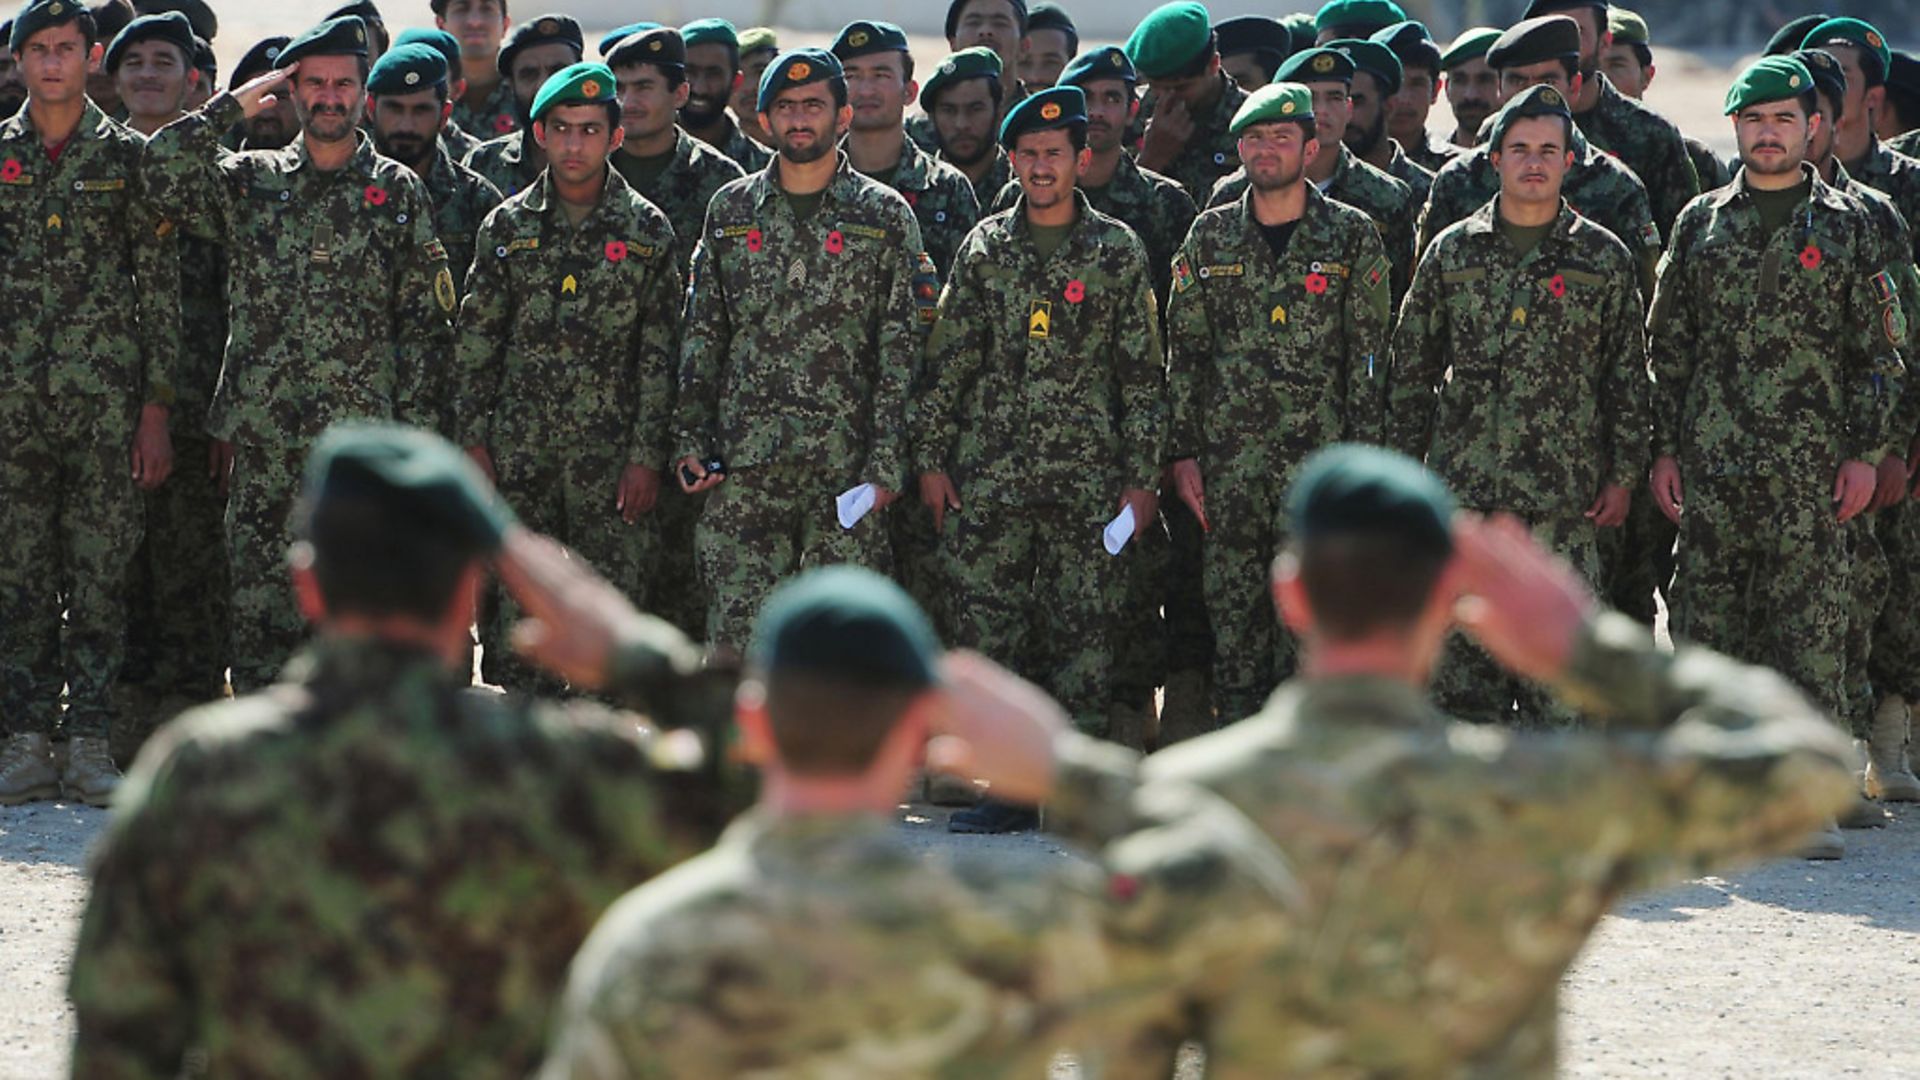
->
{"left": 1004, "top": 187, "right": 1095, "bottom": 243}
{"left": 887, "top": 133, "right": 938, "bottom": 192}
{"left": 746, "top": 149, "right": 861, "bottom": 209}
{"left": 1460, "top": 195, "right": 1579, "bottom": 239}
{"left": 280, "top": 633, "right": 460, "bottom": 698}
{"left": 0, "top": 99, "right": 110, "bottom": 148}
{"left": 1273, "top": 673, "right": 1447, "bottom": 733}
{"left": 280, "top": 128, "right": 381, "bottom": 177}
{"left": 522, "top": 162, "right": 632, "bottom": 225}
{"left": 1711, "top": 161, "right": 1844, "bottom": 211}
{"left": 1234, "top": 181, "right": 1333, "bottom": 242}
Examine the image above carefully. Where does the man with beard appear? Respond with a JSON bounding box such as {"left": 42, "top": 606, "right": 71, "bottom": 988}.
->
{"left": 1215, "top": 15, "right": 1290, "bottom": 93}
{"left": 1165, "top": 81, "right": 1393, "bottom": 725}
{"left": 1648, "top": 55, "right": 1908, "bottom": 859}
{"left": 83, "top": 0, "right": 130, "bottom": 116}
{"left": 1439, "top": 26, "right": 1499, "bottom": 151}
{"left": 679, "top": 18, "right": 769, "bottom": 173}
{"left": 1018, "top": 2, "right": 1074, "bottom": 90}
{"left": 367, "top": 42, "right": 501, "bottom": 295}
{"left": 222, "top": 36, "right": 295, "bottom": 150}
{"left": 396, "top": 27, "right": 482, "bottom": 162}
{"left": 436, "top": 0, "right": 514, "bottom": 141}
{"left": 1332, "top": 36, "right": 1432, "bottom": 203}
{"left": 0, "top": 0, "right": 178, "bottom": 805}
{"left": 1602, "top": 8, "right": 1728, "bottom": 190}
{"left": 912, "top": 0, "right": 1030, "bottom": 151}
{"left": 675, "top": 49, "right": 931, "bottom": 652}
{"left": 1374, "top": 20, "right": 1458, "bottom": 172}
{"left": 141, "top": 14, "right": 455, "bottom": 693}
{"left": 731, "top": 27, "right": 776, "bottom": 151}
{"left": 463, "top": 14, "right": 579, "bottom": 198}
{"left": 921, "top": 47, "right": 1011, "bottom": 204}
{"left": 106, "top": 10, "right": 193, "bottom": 136}
{"left": 1806, "top": 19, "right": 1920, "bottom": 268}
{"left": 1129, "top": 2, "right": 1249, "bottom": 206}
{"left": 0, "top": 21, "right": 24, "bottom": 116}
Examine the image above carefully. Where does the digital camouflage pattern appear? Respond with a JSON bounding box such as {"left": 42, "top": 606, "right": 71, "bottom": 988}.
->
{"left": 1209, "top": 146, "right": 1418, "bottom": 304}
{"left": 868, "top": 134, "right": 980, "bottom": 281}
{"left": 1891, "top": 127, "right": 1920, "bottom": 162}
{"left": 1402, "top": 129, "right": 1462, "bottom": 173}
{"left": 450, "top": 76, "right": 519, "bottom": 142}
{"left": 988, "top": 153, "right": 1199, "bottom": 310}
{"left": 1575, "top": 74, "right": 1701, "bottom": 237}
{"left": 953, "top": 145, "right": 1012, "bottom": 207}
{"left": 713, "top": 114, "right": 773, "bottom": 173}
{"left": 1845, "top": 137, "right": 1920, "bottom": 266}
{"left": 463, "top": 128, "right": 542, "bottom": 198}
{"left": 912, "top": 193, "right": 1166, "bottom": 725}
{"left": 1166, "top": 187, "right": 1393, "bottom": 723}
{"left": 1687, "top": 136, "right": 1730, "bottom": 191}
{"left": 422, "top": 144, "right": 504, "bottom": 294}
{"left": 1383, "top": 140, "right": 1435, "bottom": 205}
{"left": 0, "top": 101, "right": 179, "bottom": 741}
{"left": 69, "top": 631, "right": 738, "bottom": 1079}
{"left": 440, "top": 121, "right": 485, "bottom": 166}
{"left": 1048, "top": 611, "right": 1858, "bottom": 1079}
{"left": 1137, "top": 74, "right": 1249, "bottom": 204}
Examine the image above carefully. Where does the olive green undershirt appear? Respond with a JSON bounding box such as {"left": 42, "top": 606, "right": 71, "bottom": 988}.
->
{"left": 558, "top": 197, "right": 595, "bottom": 228}
{"left": 1496, "top": 217, "right": 1555, "bottom": 258}
{"left": 617, "top": 146, "right": 676, "bottom": 189}
{"left": 785, "top": 189, "right": 827, "bottom": 220}
{"left": 1747, "top": 180, "right": 1811, "bottom": 237}
{"left": 1028, "top": 221, "right": 1073, "bottom": 261}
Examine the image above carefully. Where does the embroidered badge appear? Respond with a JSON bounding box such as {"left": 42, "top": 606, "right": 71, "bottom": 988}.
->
{"left": 561, "top": 273, "right": 578, "bottom": 294}
{"left": 434, "top": 267, "right": 457, "bottom": 313}
{"left": 1029, "top": 300, "right": 1052, "bottom": 339}
{"left": 1172, "top": 255, "right": 1195, "bottom": 293}
{"left": 1873, "top": 270, "right": 1897, "bottom": 304}
{"left": 1270, "top": 304, "right": 1287, "bottom": 325}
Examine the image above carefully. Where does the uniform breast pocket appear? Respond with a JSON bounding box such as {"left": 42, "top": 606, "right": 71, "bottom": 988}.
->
{"left": 68, "top": 179, "right": 130, "bottom": 245}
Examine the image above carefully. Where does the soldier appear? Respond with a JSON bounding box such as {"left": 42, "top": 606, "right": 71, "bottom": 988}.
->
{"left": 913, "top": 86, "right": 1164, "bottom": 830}
{"left": 184, "top": 33, "right": 210, "bottom": 109}
{"left": 1602, "top": 7, "right": 1730, "bottom": 189}
{"left": 0, "top": 20, "right": 24, "bottom": 116}
{"left": 1374, "top": 20, "right": 1459, "bottom": 173}
{"left": 904, "top": 0, "right": 1027, "bottom": 153}
{"left": 1333, "top": 36, "right": 1432, "bottom": 204}
{"left": 674, "top": 49, "right": 932, "bottom": 651}
{"left": 678, "top": 18, "right": 770, "bottom": 173}
{"left": 1386, "top": 85, "right": 1649, "bottom": 729}
{"left": 1887, "top": 51, "right": 1920, "bottom": 158}
{"left": 1019, "top": 2, "right": 1075, "bottom": 90}
{"left": 221, "top": 36, "right": 295, "bottom": 150}
{"left": 140, "top": 14, "right": 455, "bottom": 693}
{"left": 920, "top": 47, "right": 1012, "bottom": 203}
{"left": 1127, "top": 1, "right": 1249, "bottom": 204}
{"left": 324, "top": 0, "right": 387, "bottom": 61}
{"left": 1310, "top": 0, "right": 1405, "bottom": 44}
{"left": 69, "top": 423, "right": 740, "bottom": 1078}
{"left": 395, "top": 27, "right": 483, "bottom": 163}
{"left": 1438, "top": 26, "right": 1500, "bottom": 151}
{"left": 367, "top": 42, "right": 503, "bottom": 296}
{"left": 731, "top": 27, "right": 777, "bottom": 152}
{"left": 435, "top": 0, "right": 514, "bottom": 141}
{"left": 1039, "top": 444, "right": 1858, "bottom": 1074}
{"left": 462, "top": 13, "right": 580, "bottom": 197}
{"left": 1649, "top": 55, "right": 1908, "bottom": 858}
{"left": 1805, "top": 18, "right": 1920, "bottom": 251}
{"left": 82, "top": 0, "right": 130, "bottom": 115}
{"left": 106, "top": 12, "right": 195, "bottom": 136}
{"left": 0, "top": 0, "right": 177, "bottom": 805}
{"left": 1165, "top": 82, "right": 1393, "bottom": 725}
{"left": 1215, "top": 15, "right": 1291, "bottom": 94}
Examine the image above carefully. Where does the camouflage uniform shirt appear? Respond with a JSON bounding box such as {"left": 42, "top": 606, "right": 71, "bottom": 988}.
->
{"left": 712, "top": 113, "right": 773, "bottom": 173}
{"left": 859, "top": 134, "right": 980, "bottom": 282}
{"left": 1210, "top": 147, "right": 1419, "bottom": 304}
{"left": 1576, "top": 74, "right": 1701, "bottom": 238}
{"left": 1403, "top": 128, "right": 1462, "bottom": 173}
{"left": 1133, "top": 75, "right": 1249, "bottom": 204}
{"left": 990, "top": 153, "right": 1198, "bottom": 310}
{"left": 463, "top": 128, "right": 542, "bottom": 199}
{"left": 611, "top": 127, "right": 745, "bottom": 277}
{"left": 1384, "top": 140, "right": 1435, "bottom": 206}
{"left": 1844, "top": 136, "right": 1920, "bottom": 265}
{"left": 450, "top": 77, "right": 519, "bottom": 142}
{"left": 439, "top": 122, "right": 484, "bottom": 167}
{"left": 422, "top": 143, "right": 504, "bottom": 294}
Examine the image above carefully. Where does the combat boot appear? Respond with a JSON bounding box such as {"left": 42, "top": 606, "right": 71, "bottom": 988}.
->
{"left": 0, "top": 734, "right": 59, "bottom": 805}
{"left": 1800, "top": 820, "right": 1844, "bottom": 861}
{"left": 1863, "top": 695, "right": 1920, "bottom": 801}
{"left": 61, "top": 737, "right": 122, "bottom": 808}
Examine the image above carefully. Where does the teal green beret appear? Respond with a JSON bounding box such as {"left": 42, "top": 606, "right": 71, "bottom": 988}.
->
{"left": 132, "top": 0, "right": 214, "bottom": 43}
{"left": 1127, "top": 1, "right": 1212, "bottom": 80}
{"left": 1486, "top": 15, "right": 1580, "bottom": 71}
{"left": 1277, "top": 46, "right": 1355, "bottom": 85}
{"left": 1724, "top": 54, "right": 1814, "bottom": 115}
{"left": 274, "top": 15, "right": 369, "bottom": 69}
{"left": 11, "top": 0, "right": 90, "bottom": 50}
{"left": 1439, "top": 26, "right": 1500, "bottom": 70}
{"left": 998, "top": 84, "right": 1086, "bottom": 148}
{"left": 831, "top": 19, "right": 908, "bottom": 62}
{"left": 757, "top": 47, "right": 842, "bottom": 113}
{"left": 1372, "top": 20, "right": 1441, "bottom": 72}
{"left": 395, "top": 27, "right": 461, "bottom": 77}
{"left": 1314, "top": 0, "right": 1408, "bottom": 37}
{"left": 1330, "top": 37, "right": 1402, "bottom": 94}
{"left": 530, "top": 61, "right": 617, "bottom": 122}
{"left": 367, "top": 42, "right": 448, "bottom": 95}
{"left": 681, "top": 17, "right": 737, "bottom": 51}
{"left": 1288, "top": 444, "right": 1455, "bottom": 556}
{"left": 608, "top": 27, "right": 685, "bottom": 73}
{"left": 739, "top": 27, "right": 777, "bottom": 56}
{"left": 1607, "top": 8, "right": 1650, "bottom": 47}
{"left": 1230, "top": 80, "right": 1316, "bottom": 134}
{"left": 1487, "top": 82, "right": 1574, "bottom": 150}
{"left": 1060, "top": 45, "right": 1137, "bottom": 89}
{"left": 301, "top": 423, "right": 515, "bottom": 554}
{"left": 596, "top": 22, "right": 659, "bottom": 58}
{"left": 105, "top": 11, "right": 193, "bottom": 71}
{"left": 920, "top": 46, "right": 1001, "bottom": 108}
{"left": 1764, "top": 14, "right": 1827, "bottom": 58}
{"left": 750, "top": 566, "right": 939, "bottom": 688}
{"left": 1802, "top": 17, "right": 1891, "bottom": 84}
{"left": 497, "top": 14, "right": 582, "bottom": 77}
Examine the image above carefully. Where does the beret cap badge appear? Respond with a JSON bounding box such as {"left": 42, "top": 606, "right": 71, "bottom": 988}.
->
{"left": 789, "top": 61, "right": 811, "bottom": 79}
{"left": 848, "top": 29, "right": 868, "bottom": 47}
{"left": 1040, "top": 101, "right": 1061, "bottom": 119}
{"left": 1313, "top": 53, "right": 1336, "bottom": 72}
{"left": 580, "top": 78, "right": 599, "bottom": 95}
{"left": 537, "top": 18, "right": 557, "bottom": 33}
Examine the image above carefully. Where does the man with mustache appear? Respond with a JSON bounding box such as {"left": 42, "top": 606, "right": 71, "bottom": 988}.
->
{"left": 1334, "top": 36, "right": 1433, "bottom": 204}
{"left": 0, "top": 20, "right": 24, "bottom": 116}
{"left": 1374, "top": 19, "right": 1460, "bottom": 173}
{"left": 1439, "top": 25, "right": 1499, "bottom": 151}
{"left": 908, "top": 0, "right": 1031, "bottom": 154}
{"left": 83, "top": 0, "right": 129, "bottom": 115}
{"left": 1214, "top": 15, "right": 1290, "bottom": 93}
{"left": 140, "top": 14, "right": 456, "bottom": 694}
{"left": 462, "top": 13, "right": 579, "bottom": 197}
{"left": 435, "top": 0, "right": 514, "bottom": 141}
{"left": 1601, "top": 8, "right": 1729, "bottom": 190}
{"left": 731, "top": 26, "right": 776, "bottom": 152}
{"left": 1018, "top": 2, "right": 1074, "bottom": 91}
{"left": 921, "top": 47, "right": 1011, "bottom": 204}
{"left": 394, "top": 27, "right": 482, "bottom": 163}
{"left": 679, "top": 17, "right": 768, "bottom": 173}
{"left": 222, "top": 36, "right": 295, "bottom": 150}
{"left": 106, "top": 9, "right": 192, "bottom": 136}
{"left": 1128, "top": 2, "right": 1249, "bottom": 206}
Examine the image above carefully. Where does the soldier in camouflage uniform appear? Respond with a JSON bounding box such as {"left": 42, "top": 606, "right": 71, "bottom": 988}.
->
{"left": 1215, "top": 15, "right": 1290, "bottom": 94}
{"left": 0, "top": 19, "right": 24, "bottom": 117}
{"left": 1040, "top": 444, "right": 1859, "bottom": 1075}
{"left": 435, "top": 0, "right": 516, "bottom": 141}
{"left": 1126, "top": 2, "right": 1250, "bottom": 204}
{"left": 1386, "top": 86, "right": 1649, "bottom": 729}
{"left": 140, "top": 15, "right": 455, "bottom": 694}
{"left": 674, "top": 50, "right": 933, "bottom": 652}
{"left": 1375, "top": 20, "right": 1461, "bottom": 173}
{"left": 70, "top": 424, "right": 739, "bottom": 1079}
{"left": 393, "top": 27, "right": 484, "bottom": 164}
{"left": 0, "top": 0, "right": 178, "bottom": 805}
{"left": 920, "top": 46, "right": 1013, "bottom": 205}
{"left": 1812, "top": 20, "right": 1920, "bottom": 267}
{"left": 730, "top": 26, "right": 778, "bottom": 154}
{"left": 1166, "top": 83, "right": 1394, "bottom": 727}
{"left": 679, "top": 18, "right": 771, "bottom": 173}
{"left": 219, "top": 36, "right": 296, "bottom": 151}
{"left": 1601, "top": 7, "right": 1732, "bottom": 190}
{"left": 1439, "top": 26, "right": 1501, "bottom": 152}
{"left": 461, "top": 14, "right": 579, "bottom": 198}
{"left": 1332, "top": 36, "right": 1435, "bottom": 206}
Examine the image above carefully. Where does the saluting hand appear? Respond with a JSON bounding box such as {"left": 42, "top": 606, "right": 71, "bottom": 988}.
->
{"left": 232, "top": 64, "right": 295, "bottom": 119}
{"left": 926, "top": 650, "right": 1066, "bottom": 806}
{"left": 1452, "top": 512, "right": 1596, "bottom": 684}
{"left": 495, "top": 528, "right": 647, "bottom": 691}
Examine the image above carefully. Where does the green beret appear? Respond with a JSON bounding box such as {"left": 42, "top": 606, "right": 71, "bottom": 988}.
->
{"left": 367, "top": 42, "right": 448, "bottom": 96}
{"left": 104, "top": 10, "right": 192, "bottom": 71}
{"left": 1216, "top": 15, "right": 1291, "bottom": 67}
{"left": 920, "top": 46, "right": 1001, "bottom": 108}
{"left": 1127, "top": 1, "right": 1212, "bottom": 80}
{"left": 1287, "top": 444, "right": 1455, "bottom": 557}
{"left": 1372, "top": 20, "right": 1440, "bottom": 72}
{"left": 1764, "top": 14, "right": 1827, "bottom": 58}
{"left": 131, "top": 0, "right": 212, "bottom": 42}
{"left": 1280, "top": 12, "right": 1316, "bottom": 54}
{"left": 497, "top": 15, "right": 583, "bottom": 78}
{"left": 394, "top": 27, "right": 461, "bottom": 78}
{"left": 1607, "top": 8, "right": 1650, "bottom": 47}
{"left": 998, "top": 83, "right": 1085, "bottom": 148}
{"left": 10, "top": 0, "right": 88, "bottom": 51}
{"left": 323, "top": 0, "right": 382, "bottom": 28}
{"left": 1230, "top": 80, "right": 1316, "bottom": 134}
{"left": 1059, "top": 45, "right": 1137, "bottom": 88}
{"left": 1522, "top": 0, "right": 1605, "bottom": 18}
{"left": 831, "top": 19, "right": 908, "bottom": 61}
{"left": 596, "top": 22, "right": 659, "bottom": 58}
{"left": 301, "top": 423, "right": 515, "bottom": 555}
{"left": 750, "top": 566, "right": 938, "bottom": 689}
{"left": 757, "top": 47, "right": 842, "bottom": 113}
{"left": 1486, "top": 15, "right": 1581, "bottom": 71}
{"left": 681, "top": 17, "right": 737, "bottom": 52}
{"left": 230, "top": 34, "right": 289, "bottom": 88}
{"left": 1027, "top": 3, "right": 1078, "bottom": 54}
{"left": 1487, "top": 82, "right": 1574, "bottom": 150}
{"left": 1330, "top": 37, "right": 1402, "bottom": 95}
{"left": 739, "top": 27, "right": 778, "bottom": 56}
{"left": 1724, "top": 54, "right": 1814, "bottom": 115}
{"left": 1794, "top": 48, "right": 1847, "bottom": 106}
{"left": 945, "top": 0, "right": 1028, "bottom": 40}
{"left": 1277, "top": 46, "right": 1355, "bottom": 85}
{"left": 1802, "top": 17, "right": 1891, "bottom": 84}
{"left": 1440, "top": 26, "right": 1501, "bottom": 70}
{"left": 1314, "top": 0, "right": 1408, "bottom": 38}
{"left": 275, "top": 15, "right": 370, "bottom": 69}
{"left": 608, "top": 27, "right": 684, "bottom": 72}
{"left": 530, "top": 61, "right": 617, "bottom": 122}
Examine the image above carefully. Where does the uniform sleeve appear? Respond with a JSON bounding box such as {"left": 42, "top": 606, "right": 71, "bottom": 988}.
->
{"left": 1342, "top": 225, "right": 1394, "bottom": 445}
{"left": 390, "top": 175, "right": 457, "bottom": 436}
{"left": 131, "top": 195, "right": 181, "bottom": 408}
{"left": 1845, "top": 247, "right": 1908, "bottom": 464}
{"left": 1383, "top": 243, "right": 1449, "bottom": 459}
{"left": 1112, "top": 240, "right": 1167, "bottom": 491}
{"left": 453, "top": 209, "right": 512, "bottom": 447}
{"left": 861, "top": 208, "right": 926, "bottom": 490}
{"left": 138, "top": 94, "right": 242, "bottom": 244}
{"left": 1643, "top": 128, "right": 1703, "bottom": 242}
{"left": 1149, "top": 185, "right": 1200, "bottom": 313}
{"left": 628, "top": 221, "right": 684, "bottom": 468}
{"left": 1164, "top": 234, "right": 1210, "bottom": 460}
{"left": 1600, "top": 257, "right": 1651, "bottom": 490}
{"left": 1384, "top": 192, "right": 1418, "bottom": 308}
{"left": 1884, "top": 253, "right": 1920, "bottom": 452}
{"left": 675, "top": 212, "right": 730, "bottom": 464}
{"left": 1646, "top": 216, "right": 1697, "bottom": 460}
{"left": 911, "top": 233, "right": 992, "bottom": 474}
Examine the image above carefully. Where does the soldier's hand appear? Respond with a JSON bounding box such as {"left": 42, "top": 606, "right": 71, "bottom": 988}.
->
{"left": 1584, "top": 484, "right": 1630, "bottom": 528}
{"left": 871, "top": 485, "right": 899, "bottom": 511}
{"left": 1170, "top": 458, "right": 1208, "bottom": 532}
{"left": 617, "top": 464, "right": 661, "bottom": 522}
{"left": 1835, "top": 459, "right": 1877, "bottom": 522}
{"left": 465, "top": 445, "right": 496, "bottom": 485}
{"left": 130, "top": 403, "right": 174, "bottom": 490}
{"left": 495, "top": 528, "right": 645, "bottom": 690}
{"left": 1871, "top": 455, "right": 1909, "bottom": 512}
{"left": 1139, "top": 94, "right": 1194, "bottom": 172}
{"left": 920, "top": 471, "right": 961, "bottom": 531}
{"left": 926, "top": 650, "right": 1064, "bottom": 805}
{"left": 232, "top": 64, "right": 295, "bottom": 118}
{"left": 1452, "top": 513, "right": 1595, "bottom": 684}
{"left": 1649, "top": 456, "right": 1684, "bottom": 525}
{"left": 210, "top": 439, "right": 234, "bottom": 495}
{"left": 1120, "top": 486, "right": 1158, "bottom": 528}
{"left": 675, "top": 455, "right": 725, "bottom": 494}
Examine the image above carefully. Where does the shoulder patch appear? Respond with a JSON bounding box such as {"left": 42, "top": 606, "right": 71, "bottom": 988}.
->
{"left": 1360, "top": 255, "right": 1390, "bottom": 291}
{"left": 1172, "top": 254, "right": 1196, "bottom": 293}
{"left": 423, "top": 237, "right": 449, "bottom": 262}
{"left": 434, "top": 266, "right": 457, "bottom": 314}
{"left": 1873, "top": 269, "right": 1897, "bottom": 305}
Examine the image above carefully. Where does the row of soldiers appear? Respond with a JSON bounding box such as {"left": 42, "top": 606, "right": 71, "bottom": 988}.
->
{"left": 2, "top": 0, "right": 1919, "bottom": 847}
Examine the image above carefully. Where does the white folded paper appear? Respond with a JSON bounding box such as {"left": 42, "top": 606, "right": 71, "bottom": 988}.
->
{"left": 837, "top": 483, "right": 877, "bottom": 530}
{"left": 1103, "top": 504, "right": 1136, "bottom": 555}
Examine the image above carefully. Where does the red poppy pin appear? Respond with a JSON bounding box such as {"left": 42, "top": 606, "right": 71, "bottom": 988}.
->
{"left": 746, "top": 228, "right": 764, "bottom": 253}
{"left": 825, "top": 230, "right": 845, "bottom": 255}
{"left": 0, "top": 159, "right": 19, "bottom": 182}
{"left": 1304, "top": 271, "right": 1329, "bottom": 295}
{"left": 1064, "top": 279, "right": 1086, "bottom": 304}
{"left": 1799, "top": 244, "right": 1822, "bottom": 271}
{"left": 364, "top": 185, "right": 388, "bottom": 207}
{"left": 494, "top": 114, "right": 514, "bottom": 134}
{"left": 903, "top": 191, "right": 919, "bottom": 207}
{"left": 1548, "top": 274, "right": 1567, "bottom": 299}
{"left": 605, "top": 240, "right": 628, "bottom": 263}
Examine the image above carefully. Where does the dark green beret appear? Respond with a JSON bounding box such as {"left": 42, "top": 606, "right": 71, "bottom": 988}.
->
{"left": 230, "top": 34, "right": 289, "bottom": 87}
{"left": 275, "top": 15, "right": 370, "bottom": 68}
{"left": 920, "top": 46, "right": 1001, "bottom": 108}
{"left": 1059, "top": 45, "right": 1136, "bottom": 88}
{"left": 1277, "top": 45, "right": 1355, "bottom": 85}
{"left": 751, "top": 566, "right": 938, "bottom": 688}
{"left": 831, "top": 20, "right": 908, "bottom": 61}
{"left": 1127, "top": 1, "right": 1212, "bottom": 79}
{"left": 10, "top": 0, "right": 89, "bottom": 51}
{"left": 1330, "top": 37, "right": 1402, "bottom": 95}
{"left": 757, "top": 47, "right": 841, "bottom": 113}
{"left": 1802, "top": 17, "right": 1890, "bottom": 84}
{"left": 497, "top": 15, "right": 582, "bottom": 77}
{"left": 998, "top": 83, "right": 1085, "bottom": 147}
{"left": 608, "top": 27, "right": 684, "bottom": 72}
{"left": 367, "top": 42, "right": 448, "bottom": 96}
{"left": 1521, "top": 0, "right": 1605, "bottom": 18}
{"left": 104, "top": 10, "right": 192, "bottom": 71}
{"left": 1230, "top": 80, "right": 1315, "bottom": 134}
{"left": 190, "top": 33, "right": 211, "bottom": 75}
{"left": 680, "top": 17, "right": 737, "bottom": 52}
{"left": 1794, "top": 48, "right": 1847, "bottom": 106}
{"left": 1440, "top": 26, "right": 1501, "bottom": 70}
{"left": 1027, "top": 3, "right": 1077, "bottom": 54}
{"left": 739, "top": 27, "right": 777, "bottom": 57}
{"left": 1724, "top": 54, "right": 1813, "bottom": 115}
{"left": 1216, "top": 15, "right": 1291, "bottom": 64}
{"left": 1486, "top": 15, "right": 1580, "bottom": 71}
{"left": 1372, "top": 20, "right": 1440, "bottom": 72}
{"left": 1488, "top": 82, "right": 1574, "bottom": 150}
{"left": 596, "top": 22, "right": 659, "bottom": 59}
{"left": 1607, "top": 8, "right": 1650, "bottom": 47}
{"left": 130, "top": 0, "right": 211, "bottom": 42}
{"left": 529, "top": 60, "right": 616, "bottom": 122}
{"left": 394, "top": 27, "right": 461, "bottom": 79}
{"left": 324, "top": 1, "right": 381, "bottom": 28}
{"left": 1314, "top": 0, "right": 1407, "bottom": 38}
{"left": 1891, "top": 51, "right": 1920, "bottom": 100}
{"left": 1280, "top": 12, "right": 1316, "bottom": 54}
{"left": 301, "top": 423, "right": 513, "bottom": 556}
{"left": 945, "top": 0, "right": 1028, "bottom": 41}
{"left": 1764, "top": 14, "right": 1827, "bottom": 58}
{"left": 1287, "top": 443, "right": 1455, "bottom": 556}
